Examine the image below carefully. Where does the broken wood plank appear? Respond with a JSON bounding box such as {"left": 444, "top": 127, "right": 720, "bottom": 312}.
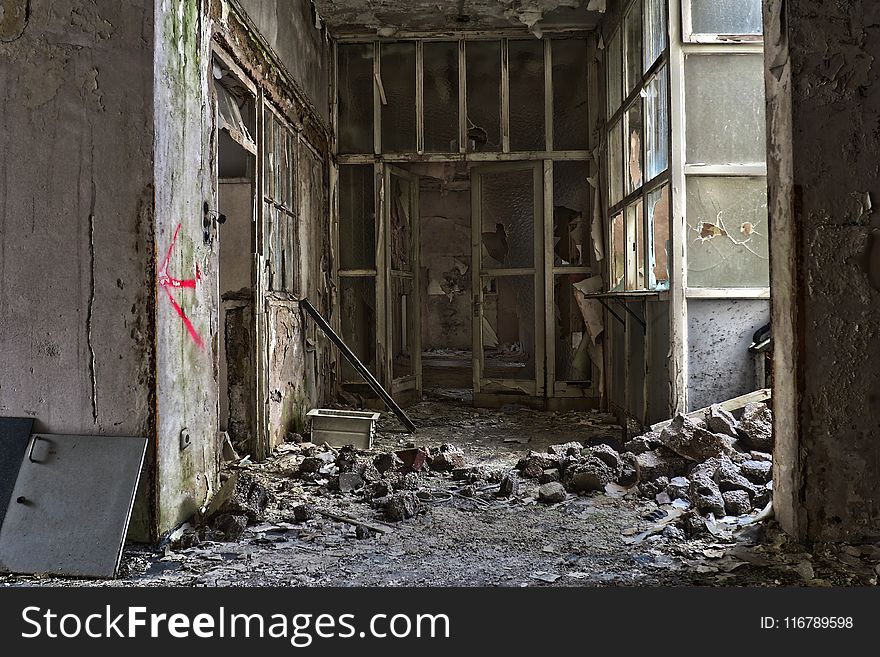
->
{"left": 650, "top": 388, "right": 771, "bottom": 432}
{"left": 317, "top": 510, "right": 394, "bottom": 534}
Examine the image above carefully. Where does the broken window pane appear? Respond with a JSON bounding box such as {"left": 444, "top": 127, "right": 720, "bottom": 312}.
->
{"left": 216, "top": 81, "right": 254, "bottom": 145}
{"left": 391, "top": 275, "right": 415, "bottom": 379}
{"left": 685, "top": 53, "right": 766, "bottom": 165}
{"left": 424, "top": 41, "right": 459, "bottom": 153}
{"left": 338, "top": 43, "right": 374, "bottom": 154}
{"left": 625, "top": 100, "right": 643, "bottom": 195}
{"left": 610, "top": 211, "right": 625, "bottom": 291}
{"left": 689, "top": 0, "right": 763, "bottom": 37}
{"left": 389, "top": 174, "right": 412, "bottom": 272}
{"left": 508, "top": 39, "right": 545, "bottom": 151}
{"left": 482, "top": 275, "right": 535, "bottom": 380}
{"left": 644, "top": 66, "right": 669, "bottom": 182}
{"left": 608, "top": 118, "right": 623, "bottom": 206}
{"left": 340, "top": 277, "right": 377, "bottom": 380}
{"left": 339, "top": 165, "right": 375, "bottom": 270}
{"left": 466, "top": 40, "right": 502, "bottom": 152}
{"left": 686, "top": 176, "right": 769, "bottom": 288}
{"left": 647, "top": 184, "right": 670, "bottom": 289}
{"left": 554, "top": 273, "right": 594, "bottom": 384}
{"left": 606, "top": 29, "right": 622, "bottom": 118}
{"left": 553, "top": 161, "right": 590, "bottom": 267}
{"left": 625, "top": 199, "right": 644, "bottom": 290}
{"left": 480, "top": 167, "right": 535, "bottom": 269}
{"left": 643, "top": 0, "right": 667, "bottom": 71}
{"left": 552, "top": 38, "right": 589, "bottom": 150}
{"left": 623, "top": 0, "right": 643, "bottom": 96}
{"left": 381, "top": 42, "right": 417, "bottom": 152}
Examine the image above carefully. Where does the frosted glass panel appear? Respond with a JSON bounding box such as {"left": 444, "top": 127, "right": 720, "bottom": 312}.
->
{"left": 645, "top": 66, "right": 669, "bottom": 181}
{"left": 553, "top": 161, "right": 590, "bottom": 267}
{"left": 689, "top": 0, "right": 763, "bottom": 36}
{"left": 606, "top": 30, "right": 622, "bottom": 117}
{"left": 644, "top": 0, "right": 667, "bottom": 71}
{"left": 685, "top": 54, "right": 766, "bottom": 165}
{"left": 623, "top": 0, "right": 642, "bottom": 96}
{"left": 466, "top": 41, "right": 502, "bottom": 152}
{"left": 339, "top": 165, "right": 375, "bottom": 270}
{"left": 625, "top": 100, "right": 643, "bottom": 194}
{"left": 381, "top": 42, "right": 417, "bottom": 152}
{"left": 424, "top": 42, "right": 459, "bottom": 153}
{"left": 337, "top": 44, "right": 373, "bottom": 154}
{"left": 508, "top": 39, "right": 545, "bottom": 151}
{"left": 686, "top": 177, "right": 769, "bottom": 288}
{"left": 480, "top": 168, "right": 535, "bottom": 269}
{"left": 340, "top": 277, "right": 376, "bottom": 380}
{"left": 554, "top": 274, "right": 592, "bottom": 383}
{"left": 610, "top": 212, "right": 625, "bottom": 291}
{"left": 648, "top": 184, "right": 670, "bottom": 289}
{"left": 482, "top": 276, "right": 535, "bottom": 380}
{"left": 552, "top": 39, "right": 589, "bottom": 150}
{"left": 609, "top": 118, "right": 623, "bottom": 206}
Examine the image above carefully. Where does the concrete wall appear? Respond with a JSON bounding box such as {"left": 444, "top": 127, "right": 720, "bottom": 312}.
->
{"left": 0, "top": 0, "right": 156, "bottom": 538}
{"left": 765, "top": 0, "right": 880, "bottom": 542}
{"left": 154, "top": 0, "right": 221, "bottom": 536}
{"left": 236, "top": 0, "right": 330, "bottom": 124}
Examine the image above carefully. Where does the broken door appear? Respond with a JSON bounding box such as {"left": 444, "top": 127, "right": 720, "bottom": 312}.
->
{"left": 471, "top": 162, "right": 544, "bottom": 399}
{"left": 383, "top": 166, "right": 422, "bottom": 404}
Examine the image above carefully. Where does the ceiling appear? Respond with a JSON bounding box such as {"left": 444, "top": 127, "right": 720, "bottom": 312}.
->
{"left": 312, "top": 0, "right": 606, "bottom": 37}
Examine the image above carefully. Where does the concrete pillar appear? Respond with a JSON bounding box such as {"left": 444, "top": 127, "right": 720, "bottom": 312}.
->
{"left": 765, "top": 0, "right": 880, "bottom": 541}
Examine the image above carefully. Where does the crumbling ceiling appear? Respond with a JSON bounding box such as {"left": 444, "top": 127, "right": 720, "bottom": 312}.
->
{"left": 312, "top": 0, "right": 605, "bottom": 36}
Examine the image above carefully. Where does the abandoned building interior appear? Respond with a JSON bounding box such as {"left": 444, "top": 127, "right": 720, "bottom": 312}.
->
{"left": 0, "top": 0, "right": 879, "bottom": 585}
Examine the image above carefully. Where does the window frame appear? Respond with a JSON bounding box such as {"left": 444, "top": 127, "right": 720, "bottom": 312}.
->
{"left": 681, "top": 0, "right": 765, "bottom": 45}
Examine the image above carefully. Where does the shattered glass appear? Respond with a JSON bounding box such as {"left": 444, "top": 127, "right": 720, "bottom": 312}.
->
{"left": 466, "top": 40, "right": 502, "bottom": 152}
{"left": 647, "top": 184, "right": 670, "bottom": 289}
{"left": 554, "top": 273, "right": 594, "bottom": 383}
{"left": 381, "top": 42, "right": 417, "bottom": 152}
{"left": 644, "top": 66, "right": 669, "bottom": 182}
{"left": 480, "top": 168, "right": 535, "bottom": 269}
{"left": 337, "top": 43, "right": 374, "bottom": 154}
{"left": 424, "top": 42, "right": 459, "bottom": 153}
{"left": 481, "top": 276, "right": 535, "bottom": 380}
{"left": 625, "top": 199, "right": 644, "bottom": 291}
{"left": 553, "top": 161, "right": 590, "bottom": 267}
{"left": 508, "top": 39, "right": 545, "bottom": 151}
{"left": 625, "top": 99, "right": 643, "bottom": 195}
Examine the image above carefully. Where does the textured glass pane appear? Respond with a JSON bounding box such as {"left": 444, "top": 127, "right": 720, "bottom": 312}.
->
{"left": 482, "top": 275, "right": 535, "bottom": 380}
{"left": 339, "top": 165, "right": 375, "bottom": 269}
{"left": 552, "top": 38, "right": 589, "bottom": 150}
{"left": 466, "top": 40, "right": 502, "bottom": 152}
{"left": 606, "top": 30, "right": 622, "bottom": 117}
{"left": 624, "top": 0, "right": 643, "bottom": 96}
{"left": 340, "top": 277, "right": 376, "bottom": 380}
{"left": 508, "top": 39, "right": 545, "bottom": 151}
{"left": 625, "top": 100, "right": 643, "bottom": 194}
{"left": 645, "top": 66, "right": 669, "bottom": 181}
{"left": 424, "top": 42, "right": 459, "bottom": 153}
{"left": 554, "top": 273, "right": 592, "bottom": 383}
{"left": 648, "top": 184, "right": 670, "bottom": 289}
{"left": 553, "top": 161, "right": 590, "bottom": 267}
{"left": 381, "top": 42, "right": 417, "bottom": 152}
{"left": 687, "top": 177, "right": 769, "bottom": 287}
{"left": 480, "top": 168, "right": 534, "bottom": 268}
{"left": 689, "top": 0, "right": 763, "bottom": 36}
{"left": 338, "top": 44, "right": 373, "bottom": 154}
{"left": 685, "top": 54, "right": 766, "bottom": 165}
{"left": 391, "top": 275, "right": 415, "bottom": 379}
{"left": 389, "top": 174, "right": 412, "bottom": 272}
{"left": 610, "top": 212, "right": 625, "bottom": 290}
{"left": 643, "top": 0, "right": 667, "bottom": 71}
{"left": 609, "top": 118, "right": 623, "bottom": 206}
{"left": 625, "top": 199, "right": 644, "bottom": 290}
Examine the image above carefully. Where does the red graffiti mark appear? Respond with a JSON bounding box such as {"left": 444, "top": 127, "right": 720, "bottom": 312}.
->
{"left": 159, "top": 223, "right": 204, "bottom": 348}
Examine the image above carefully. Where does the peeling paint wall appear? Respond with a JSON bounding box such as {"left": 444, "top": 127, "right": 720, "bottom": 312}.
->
{"left": 765, "top": 0, "right": 880, "bottom": 542}
{"left": 0, "top": 0, "right": 156, "bottom": 539}
{"left": 154, "top": 0, "right": 221, "bottom": 536}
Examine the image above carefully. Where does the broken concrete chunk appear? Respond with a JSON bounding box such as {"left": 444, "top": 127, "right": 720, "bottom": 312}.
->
{"left": 749, "top": 450, "right": 773, "bottom": 463}
{"left": 298, "top": 456, "right": 325, "bottom": 474}
{"left": 213, "top": 513, "right": 248, "bottom": 541}
{"left": 538, "top": 468, "right": 561, "bottom": 484}
{"left": 516, "top": 450, "right": 560, "bottom": 479}
{"left": 639, "top": 475, "right": 669, "bottom": 499}
{"left": 538, "top": 482, "right": 567, "bottom": 503}
{"left": 373, "top": 451, "right": 403, "bottom": 474}
{"left": 204, "top": 472, "right": 269, "bottom": 523}
{"left": 395, "top": 447, "right": 428, "bottom": 472}
{"left": 586, "top": 443, "right": 623, "bottom": 476}
{"left": 623, "top": 432, "right": 660, "bottom": 455}
{"left": 563, "top": 457, "right": 614, "bottom": 493}
{"left": 547, "top": 441, "right": 583, "bottom": 456}
{"left": 338, "top": 472, "right": 365, "bottom": 493}
{"left": 753, "top": 485, "right": 772, "bottom": 509}
{"left": 335, "top": 445, "right": 359, "bottom": 473}
{"left": 714, "top": 458, "right": 758, "bottom": 497}
{"left": 689, "top": 473, "right": 726, "bottom": 517}
{"left": 498, "top": 470, "right": 521, "bottom": 497}
{"left": 739, "top": 402, "right": 773, "bottom": 452}
{"left": 666, "top": 476, "right": 690, "bottom": 502}
{"left": 292, "top": 504, "right": 316, "bottom": 522}
{"left": 452, "top": 466, "right": 487, "bottom": 482}
{"left": 384, "top": 491, "right": 422, "bottom": 521}
{"left": 429, "top": 444, "right": 466, "bottom": 472}
{"left": 706, "top": 404, "right": 739, "bottom": 438}
{"left": 740, "top": 459, "right": 772, "bottom": 484}
{"left": 659, "top": 415, "right": 735, "bottom": 462}
{"left": 635, "top": 448, "right": 689, "bottom": 481}
{"left": 722, "top": 490, "right": 752, "bottom": 516}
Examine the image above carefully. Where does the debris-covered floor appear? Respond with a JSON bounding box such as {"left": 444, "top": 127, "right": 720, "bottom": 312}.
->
{"left": 3, "top": 393, "right": 878, "bottom": 588}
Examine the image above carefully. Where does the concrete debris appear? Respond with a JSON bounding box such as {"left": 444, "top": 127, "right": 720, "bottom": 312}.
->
{"left": 738, "top": 402, "right": 773, "bottom": 452}
{"left": 634, "top": 448, "right": 688, "bottom": 481}
{"left": 722, "top": 490, "right": 752, "bottom": 516}
{"left": 497, "top": 470, "right": 521, "bottom": 497}
{"left": 292, "top": 504, "right": 316, "bottom": 522}
{"left": 548, "top": 441, "right": 583, "bottom": 456}
{"left": 622, "top": 432, "right": 660, "bottom": 455}
{"left": 452, "top": 466, "right": 488, "bottom": 482}
{"left": 395, "top": 447, "right": 428, "bottom": 472}
{"left": 666, "top": 476, "right": 690, "bottom": 502}
{"left": 212, "top": 513, "right": 248, "bottom": 541}
{"left": 204, "top": 472, "right": 269, "bottom": 523}
{"left": 689, "top": 471, "right": 726, "bottom": 517}
{"left": 429, "top": 444, "right": 466, "bottom": 471}
{"left": 373, "top": 451, "right": 403, "bottom": 474}
{"left": 658, "top": 414, "right": 736, "bottom": 462}
{"left": 338, "top": 472, "right": 365, "bottom": 493}
{"left": 586, "top": 443, "right": 623, "bottom": 476}
{"left": 516, "top": 450, "right": 560, "bottom": 478}
{"left": 705, "top": 404, "right": 739, "bottom": 438}
{"left": 538, "top": 468, "right": 560, "bottom": 484}
{"left": 382, "top": 491, "right": 422, "bottom": 521}
{"left": 563, "top": 457, "right": 614, "bottom": 493}
{"left": 538, "top": 482, "right": 567, "bottom": 503}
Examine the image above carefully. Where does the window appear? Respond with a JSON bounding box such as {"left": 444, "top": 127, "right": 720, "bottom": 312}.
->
{"left": 263, "top": 107, "right": 297, "bottom": 293}
{"left": 684, "top": 0, "right": 763, "bottom": 42}
{"left": 605, "top": 0, "right": 670, "bottom": 292}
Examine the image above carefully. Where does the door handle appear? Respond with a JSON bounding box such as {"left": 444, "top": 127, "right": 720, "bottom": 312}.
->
{"left": 27, "top": 436, "right": 50, "bottom": 464}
